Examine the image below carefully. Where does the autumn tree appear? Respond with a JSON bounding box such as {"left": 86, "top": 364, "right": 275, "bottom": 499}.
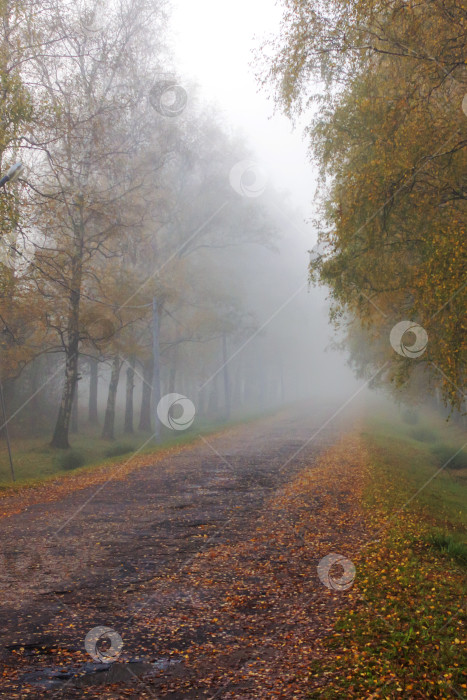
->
{"left": 22, "top": 0, "right": 171, "bottom": 447}
{"left": 0, "top": 0, "right": 36, "bottom": 383}
{"left": 263, "top": 0, "right": 467, "bottom": 413}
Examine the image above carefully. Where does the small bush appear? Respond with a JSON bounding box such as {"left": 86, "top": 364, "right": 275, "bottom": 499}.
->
{"left": 410, "top": 427, "right": 436, "bottom": 443}
{"left": 428, "top": 532, "right": 467, "bottom": 567}
{"left": 431, "top": 444, "right": 467, "bottom": 470}
{"left": 35, "top": 445, "right": 54, "bottom": 454}
{"left": 402, "top": 408, "right": 419, "bottom": 425}
{"left": 56, "top": 449, "right": 86, "bottom": 471}
{"left": 104, "top": 442, "right": 136, "bottom": 458}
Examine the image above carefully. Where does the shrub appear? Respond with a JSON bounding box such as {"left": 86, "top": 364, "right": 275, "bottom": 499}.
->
{"left": 57, "top": 449, "right": 86, "bottom": 471}
{"left": 402, "top": 408, "right": 419, "bottom": 425}
{"left": 428, "top": 532, "right": 467, "bottom": 567}
{"left": 104, "top": 442, "right": 136, "bottom": 458}
{"left": 431, "top": 444, "right": 467, "bottom": 470}
{"left": 410, "top": 427, "right": 436, "bottom": 443}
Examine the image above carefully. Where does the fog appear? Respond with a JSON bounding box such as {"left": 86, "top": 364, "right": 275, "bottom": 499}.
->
{"left": 168, "top": 0, "right": 362, "bottom": 408}
{"left": 0, "top": 0, "right": 362, "bottom": 460}
{"left": 0, "top": 2, "right": 463, "bottom": 697}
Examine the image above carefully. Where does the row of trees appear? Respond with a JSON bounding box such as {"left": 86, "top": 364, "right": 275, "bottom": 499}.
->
{"left": 262, "top": 0, "right": 466, "bottom": 418}
{"left": 0, "top": 0, "right": 292, "bottom": 448}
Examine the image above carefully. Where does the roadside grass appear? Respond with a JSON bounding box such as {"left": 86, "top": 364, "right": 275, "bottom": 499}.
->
{"left": 309, "top": 406, "right": 466, "bottom": 699}
{"left": 364, "top": 408, "right": 467, "bottom": 550}
{"left": 0, "top": 411, "right": 270, "bottom": 489}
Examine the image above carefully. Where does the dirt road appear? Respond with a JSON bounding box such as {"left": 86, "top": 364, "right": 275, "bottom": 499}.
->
{"left": 0, "top": 403, "right": 368, "bottom": 699}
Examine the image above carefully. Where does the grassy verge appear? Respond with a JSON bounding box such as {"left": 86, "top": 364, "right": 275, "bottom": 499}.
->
{"left": 0, "top": 411, "right": 271, "bottom": 489}
{"left": 309, "top": 406, "right": 467, "bottom": 699}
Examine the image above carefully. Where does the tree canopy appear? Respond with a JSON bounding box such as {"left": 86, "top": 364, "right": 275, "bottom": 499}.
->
{"left": 262, "top": 0, "right": 467, "bottom": 413}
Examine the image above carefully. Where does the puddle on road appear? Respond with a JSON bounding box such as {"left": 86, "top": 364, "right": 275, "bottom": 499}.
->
{"left": 22, "top": 657, "right": 182, "bottom": 690}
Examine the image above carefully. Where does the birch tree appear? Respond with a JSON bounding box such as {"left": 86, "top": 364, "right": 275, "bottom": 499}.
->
{"left": 23, "top": 0, "right": 170, "bottom": 446}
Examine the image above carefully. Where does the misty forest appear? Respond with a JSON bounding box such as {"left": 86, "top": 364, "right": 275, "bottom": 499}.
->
{"left": 0, "top": 0, "right": 465, "bottom": 698}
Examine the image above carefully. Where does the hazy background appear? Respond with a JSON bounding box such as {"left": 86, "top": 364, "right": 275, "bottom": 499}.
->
{"left": 169, "top": 0, "right": 360, "bottom": 401}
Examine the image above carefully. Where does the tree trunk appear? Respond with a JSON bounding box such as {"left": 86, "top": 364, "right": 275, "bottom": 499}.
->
{"left": 51, "top": 344, "right": 80, "bottom": 448}
{"left": 168, "top": 348, "right": 177, "bottom": 394}
{"left": 71, "top": 381, "right": 78, "bottom": 433}
{"left": 102, "top": 355, "right": 121, "bottom": 440}
{"left": 124, "top": 355, "right": 135, "bottom": 434}
{"left": 139, "top": 358, "right": 153, "bottom": 431}
{"left": 197, "top": 384, "right": 206, "bottom": 417}
{"left": 208, "top": 373, "right": 219, "bottom": 416}
{"left": 29, "top": 359, "right": 41, "bottom": 434}
{"left": 88, "top": 356, "right": 99, "bottom": 423}
{"left": 231, "top": 358, "right": 243, "bottom": 410}
{"left": 152, "top": 297, "right": 161, "bottom": 441}
{"left": 51, "top": 217, "right": 84, "bottom": 449}
{"left": 0, "top": 380, "right": 11, "bottom": 442}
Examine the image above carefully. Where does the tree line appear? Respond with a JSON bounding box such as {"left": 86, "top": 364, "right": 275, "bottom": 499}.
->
{"left": 261, "top": 0, "right": 466, "bottom": 420}
{"left": 0, "top": 0, "right": 291, "bottom": 448}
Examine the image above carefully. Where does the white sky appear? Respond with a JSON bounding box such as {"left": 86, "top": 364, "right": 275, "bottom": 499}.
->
{"left": 170, "top": 0, "right": 317, "bottom": 231}
{"left": 169, "top": 0, "right": 360, "bottom": 394}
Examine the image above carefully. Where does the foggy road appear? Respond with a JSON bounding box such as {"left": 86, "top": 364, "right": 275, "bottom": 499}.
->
{"left": 0, "top": 403, "right": 367, "bottom": 698}
{"left": 0, "top": 0, "right": 464, "bottom": 696}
